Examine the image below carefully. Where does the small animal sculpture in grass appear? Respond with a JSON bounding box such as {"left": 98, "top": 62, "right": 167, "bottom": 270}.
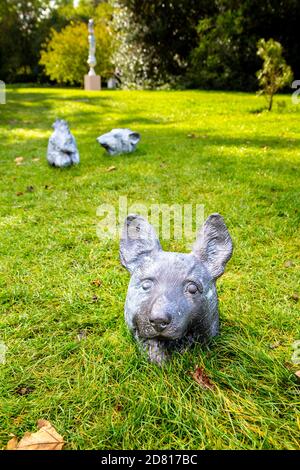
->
{"left": 47, "top": 119, "right": 80, "bottom": 168}
{"left": 120, "top": 213, "right": 233, "bottom": 365}
{"left": 96, "top": 128, "right": 140, "bottom": 156}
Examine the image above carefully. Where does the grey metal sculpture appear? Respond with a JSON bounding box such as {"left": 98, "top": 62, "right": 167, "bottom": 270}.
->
{"left": 87, "top": 19, "right": 96, "bottom": 76}
{"left": 96, "top": 129, "right": 140, "bottom": 156}
{"left": 47, "top": 119, "right": 79, "bottom": 168}
{"left": 120, "top": 213, "right": 233, "bottom": 365}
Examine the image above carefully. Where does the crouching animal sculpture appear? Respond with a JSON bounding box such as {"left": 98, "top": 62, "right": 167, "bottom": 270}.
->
{"left": 47, "top": 119, "right": 80, "bottom": 168}
{"left": 120, "top": 213, "right": 233, "bottom": 365}
{"left": 96, "top": 128, "right": 140, "bottom": 156}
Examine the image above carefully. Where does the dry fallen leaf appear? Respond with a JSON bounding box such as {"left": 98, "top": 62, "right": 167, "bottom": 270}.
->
{"left": 187, "top": 133, "right": 199, "bottom": 139}
{"left": 15, "top": 156, "right": 24, "bottom": 164}
{"left": 16, "top": 192, "right": 24, "bottom": 197}
{"left": 91, "top": 279, "right": 102, "bottom": 287}
{"left": 15, "top": 386, "right": 34, "bottom": 396}
{"left": 291, "top": 293, "right": 299, "bottom": 302}
{"left": 284, "top": 260, "right": 295, "bottom": 268}
{"left": 270, "top": 341, "right": 281, "bottom": 350}
{"left": 106, "top": 166, "right": 116, "bottom": 172}
{"left": 191, "top": 366, "right": 215, "bottom": 390}
{"left": 77, "top": 330, "right": 87, "bottom": 341}
{"left": 7, "top": 436, "right": 19, "bottom": 450}
{"left": 6, "top": 419, "right": 64, "bottom": 450}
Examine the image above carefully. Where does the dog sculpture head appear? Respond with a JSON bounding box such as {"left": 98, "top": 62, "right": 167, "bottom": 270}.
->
{"left": 96, "top": 128, "right": 140, "bottom": 156}
{"left": 120, "top": 213, "right": 233, "bottom": 364}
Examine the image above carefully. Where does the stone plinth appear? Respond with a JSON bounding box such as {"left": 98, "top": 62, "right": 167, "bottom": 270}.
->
{"left": 84, "top": 74, "right": 101, "bottom": 91}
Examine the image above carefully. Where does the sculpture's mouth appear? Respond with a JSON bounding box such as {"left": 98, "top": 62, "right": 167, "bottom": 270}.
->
{"left": 100, "top": 143, "right": 110, "bottom": 150}
{"left": 137, "top": 324, "right": 184, "bottom": 341}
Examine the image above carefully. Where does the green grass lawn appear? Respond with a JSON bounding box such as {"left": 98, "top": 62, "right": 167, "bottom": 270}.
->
{"left": 0, "top": 87, "right": 299, "bottom": 450}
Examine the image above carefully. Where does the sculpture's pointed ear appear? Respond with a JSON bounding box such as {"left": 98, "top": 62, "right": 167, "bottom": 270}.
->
{"left": 129, "top": 132, "right": 140, "bottom": 145}
{"left": 120, "top": 214, "right": 161, "bottom": 274}
{"left": 192, "top": 213, "right": 233, "bottom": 280}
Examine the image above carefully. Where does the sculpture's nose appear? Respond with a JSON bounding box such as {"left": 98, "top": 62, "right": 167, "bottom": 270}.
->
{"left": 149, "top": 314, "right": 171, "bottom": 332}
{"left": 149, "top": 300, "right": 172, "bottom": 332}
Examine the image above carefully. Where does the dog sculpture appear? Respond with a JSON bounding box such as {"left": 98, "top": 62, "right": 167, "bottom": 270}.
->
{"left": 96, "top": 128, "right": 140, "bottom": 156}
{"left": 120, "top": 213, "right": 233, "bottom": 365}
{"left": 47, "top": 119, "right": 79, "bottom": 168}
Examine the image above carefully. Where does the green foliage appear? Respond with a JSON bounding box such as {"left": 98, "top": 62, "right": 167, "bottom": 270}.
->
{"left": 0, "top": 0, "right": 113, "bottom": 84}
{"left": 40, "top": 17, "right": 115, "bottom": 85}
{"left": 256, "top": 39, "right": 293, "bottom": 111}
{"left": 188, "top": 0, "right": 300, "bottom": 91}
{"left": 0, "top": 0, "right": 69, "bottom": 83}
{"left": 189, "top": 10, "right": 246, "bottom": 90}
{"left": 0, "top": 87, "right": 299, "bottom": 449}
{"left": 1, "top": 0, "right": 300, "bottom": 90}
{"left": 113, "top": 0, "right": 214, "bottom": 89}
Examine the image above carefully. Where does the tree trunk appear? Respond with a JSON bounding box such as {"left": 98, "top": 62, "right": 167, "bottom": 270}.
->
{"left": 268, "top": 93, "right": 273, "bottom": 111}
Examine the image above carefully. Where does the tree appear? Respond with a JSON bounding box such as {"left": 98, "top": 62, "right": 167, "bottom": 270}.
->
{"left": 188, "top": 0, "right": 300, "bottom": 91}
{"left": 112, "top": 0, "right": 215, "bottom": 88}
{"left": 0, "top": 0, "right": 72, "bottom": 83}
{"left": 40, "top": 8, "right": 115, "bottom": 85}
{"left": 256, "top": 38, "right": 293, "bottom": 111}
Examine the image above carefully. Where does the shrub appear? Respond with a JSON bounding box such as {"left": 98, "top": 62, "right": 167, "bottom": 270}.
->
{"left": 40, "top": 19, "right": 115, "bottom": 85}
{"left": 256, "top": 38, "right": 293, "bottom": 111}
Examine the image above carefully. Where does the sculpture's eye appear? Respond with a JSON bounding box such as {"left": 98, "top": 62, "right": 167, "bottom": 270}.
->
{"left": 186, "top": 282, "right": 202, "bottom": 294}
{"left": 141, "top": 279, "right": 153, "bottom": 291}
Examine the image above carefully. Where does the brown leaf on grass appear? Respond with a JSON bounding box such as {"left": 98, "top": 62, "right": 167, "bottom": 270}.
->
{"left": 187, "top": 133, "right": 199, "bottom": 139}
{"left": 191, "top": 366, "right": 215, "bottom": 390}
{"left": 7, "top": 436, "right": 19, "bottom": 450}
{"left": 15, "top": 386, "right": 34, "bottom": 396}
{"left": 6, "top": 419, "right": 64, "bottom": 450}
{"left": 91, "top": 279, "right": 102, "bottom": 287}
{"left": 291, "top": 293, "right": 299, "bottom": 302}
{"left": 107, "top": 166, "right": 116, "bottom": 172}
{"left": 15, "top": 156, "right": 24, "bottom": 164}
{"left": 77, "top": 330, "right": 87, "bottom": 341}
{"left": 284, "top": 260, "right": 295, "bottom": 268}
{"left": 16, "top": 192, "right": 24, "bottom": 196}
{"left": 270, "top": 341, "right": 281, "bottom": 350}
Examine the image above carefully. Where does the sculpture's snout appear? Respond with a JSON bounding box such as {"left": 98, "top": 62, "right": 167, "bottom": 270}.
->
{"left": 149, "top": 297, "right": 172, "bottom": 333}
